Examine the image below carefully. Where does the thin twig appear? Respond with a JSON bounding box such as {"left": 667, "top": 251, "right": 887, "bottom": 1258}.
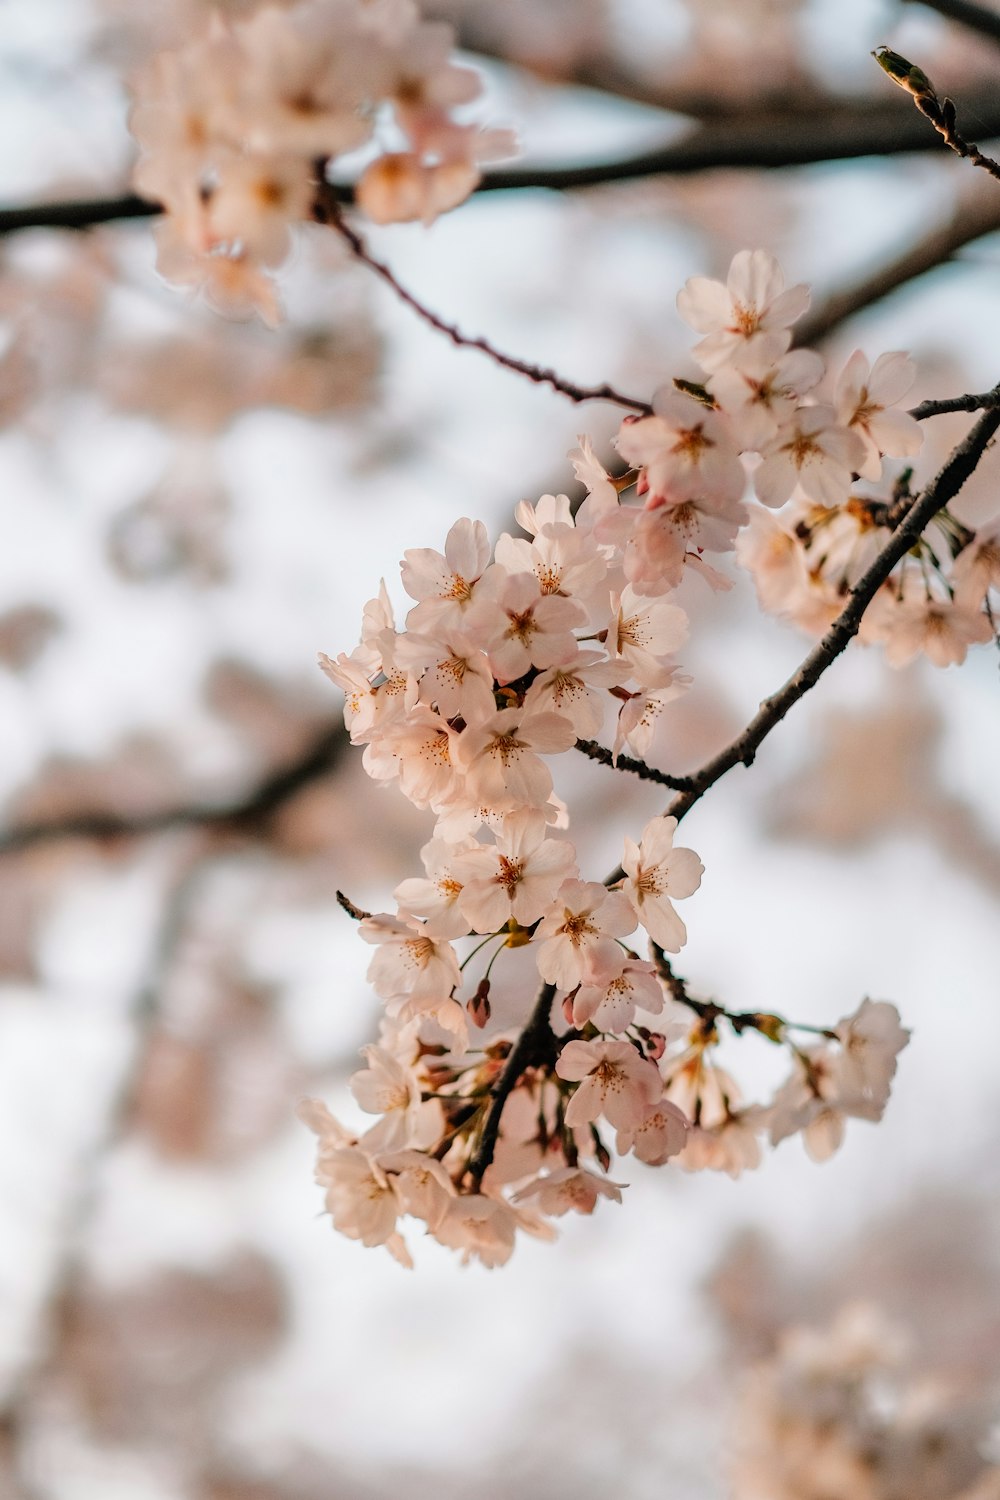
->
{"left": 874, "top": 47, "right": 1000, "bottom": 184}
{"left": 466, "top": 982, "right": 557, "bottom": 1185}
{"left": 316, "top": 189, "right": 651, "bottom": 413}
{"left": 574, "top": 738, "right": 697, "bottom": 790}
{"left": 0, "top": 722, "right": 347, "bottom": 855}
{"left": 655, "top": 393, "right": 1000, "bottom": 830}
{"left": 336, "top": 890, "right": 372, "bottom": 921}
{"left": 652, "top": 949, "right": 830, "bottom": 1040}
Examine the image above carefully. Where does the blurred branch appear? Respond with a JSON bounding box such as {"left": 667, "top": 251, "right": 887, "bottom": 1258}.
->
{"left": 0, "top": 722, "right": 347, "bottom": 855}
{"left": 6, "top": 85, "right": 1000, "bottom": 238}
{"left": 318, "top": 191, "right": 652, "bottom": 411}
{"left": 0, "top": 851, "right": 210, "bottom": 1454}
{"left": 900, "top": 0, "right": 1000, "bottom": 43}
{"left": 796, "top": 186, "right": 1000, "bottom": 343}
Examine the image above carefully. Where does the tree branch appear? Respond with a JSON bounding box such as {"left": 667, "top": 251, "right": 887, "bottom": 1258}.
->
{"left": 796, "top": 186, "right": 1000, "bottom": 345}
{"left": 912, "top": 386, "right": 1000, "bottom": 419}
{"left": 574, "top": 738, "right": 696, "bottom": 790}
{"left": 900, "top": 0, "right": 1000, "bottom": 44}
{"left": 466, "top": 982, "right": 557, "bottom": 1185}
{"left": 7, "top": 84, "right": 1000, "bottom": 239}
{"left": 317, "top": 190, "right": 652, "bottom": 412}
{"left": 656, "top": 395, "right": 1000, "bottom": 830}
{"left": 0, "top": 722, "right": 347, "bottom": 855}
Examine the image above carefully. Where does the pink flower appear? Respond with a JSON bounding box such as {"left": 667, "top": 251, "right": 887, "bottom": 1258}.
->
{"left": 452, "top": 811, "right": 578, "bottom": 931}
{"left": 754, "top": 406, "right": 865, "bottom": 510}
{"left": 572, "top": 956, "right": 665, "bottom": 1032}
{"left": 952, "top": 524, "right": 1000, "bottom": 607}
{"left": 835, "top": 350, "right": 922, "bottom": 481}
{"left": 556, "top": 1038, "right": 663, "bottom": 1131}
{"left": 615, "top": 390, "right": 745, "bottom": 506}
{"left": 485, "top": 572, "right": 585, "bottom": 685}
{"left": 401, "top": 517, "right": 500, "bottom": 634}
{"left": 359, "top": 914, "right": 460, "bottom": 1003}
{"left": 612, "top": 675, "right": 691, "bottom": 762}
{"left": 621, "top": 815, "right": 704, "bottom": 953}
{"left": 451, "top": 706, "right": 576, "bottom": 814}
{"left": 522, "top": 651, "right": 624, "bottom": 738}
{"left": 513, "top": 1167, "right": 624, "bottom": 1216}
{"left": 709, "top": 337, "right": 825, "bottom": 449}
{"left": 611, "top": 587, "right": 689, "bottom": 688}
{"left": 615, "top": 1099, "right": 689, "bottom": 1164}
{"left": 677, "top": 249, "right": 810, "bottom": 373}
{"left": 533, "top": 880, "right": 637, "bottom": 989}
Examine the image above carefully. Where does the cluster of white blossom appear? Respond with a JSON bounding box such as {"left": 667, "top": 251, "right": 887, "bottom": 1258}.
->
{"left": 301, "top": 246, "right": 935, "bottom": 1261}
{"left": 129, "top": 0, "right": 513, "bottom": 321}
{"left": 302, "top": 986, "right": 908, "bottom": 1264}
{"left": 732, "top": 1304, "right": 1000, "bottom": 1500}
{"left": 673, "top": 256, "right": 997, "bottom": 665}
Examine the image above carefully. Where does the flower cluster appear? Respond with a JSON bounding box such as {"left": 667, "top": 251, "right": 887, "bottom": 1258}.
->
{"left": 302, "top": 311, "right": 916, "bottom": 1259}
{"left": 732, "top": 1304, "right": 1000, "bottom": 1499}
{"left": 584, "top": 248, "right": 994, "bottom": 669}
{"left": 129, "top": 0, "right": 513, "bottom": 321}
{"left": 301, "top": 986, "right": 909, "bottom": 1266}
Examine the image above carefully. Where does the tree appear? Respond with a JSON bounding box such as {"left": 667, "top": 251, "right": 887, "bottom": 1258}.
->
{"left": 1, "top": 1, "right": 999, "bottom": 1495}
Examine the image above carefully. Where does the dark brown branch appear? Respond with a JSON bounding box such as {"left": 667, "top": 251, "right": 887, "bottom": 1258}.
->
{"left": 8, "top": 83, "right": 1000, "bottom": 239}
{"left": 656, "top": 394, "right": 1000, "bottom": 830}
{"left": 900, "top": 0, "right": 1000, "bottom": 44}
{"left": 466, "top": 982, "right": 557, "bottom": 1185}
{"left": 0, "top": 722, "right": 347, "bottom": 855}
{"left": 317, "top": 191, "right": 652, "bottom": 413}
{"left": 796, "top": 186, "right": 1000, "bottom": 344}
{"left": 336, "top": 890, "right": 372, "bottom": 921}
{"left": 574, "top": 738, "right": 696, "bottom": 790}
{"left": 652, "top": 949, "right": 828, "bottom": 1041}
{"left": 911, "top": 386, "right": 1000, "bottom": 419}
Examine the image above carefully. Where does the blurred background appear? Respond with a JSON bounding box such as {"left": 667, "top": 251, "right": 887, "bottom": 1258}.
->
{"left": 1, "top": 0, "right": 1000, "bottom": 1495}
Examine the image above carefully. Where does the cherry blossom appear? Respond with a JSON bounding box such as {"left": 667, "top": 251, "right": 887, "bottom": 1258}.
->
{"left": 401, "top": 517, "right": 499, "bottom": 632}
{"left": 393, "top": 835, "right": 477, "bottom": 938}
{"left": 615, "top": 388, "right": 745, "bottom": 506}
{"left": 835, "top": 350, "right": 923, "bottom": 480}
{"left": 571, "top": 955, "right": 665, "bottom": 1032}
{"left": 450, "top": 705, "right": 577, "bottom": 814}
{"left": 513, "top": 1166, "right": 625, "bottom": 1216}
{"left": 676, "top": 248, "right": 811, "bottom": 373}
{"left": 622, "top": 815, "right": 704, "bottom": 953}
{"left": 952, "top": 524, "right": 1000, "bottom": 607}
{"left": 754, "top": 406, "right": 865, "bottom": 510}
{"left": 359, "top": 913, "right": 460, "bottom": 1004}
{"left": 451, "top": 812, "right": 578, "bottom": 931}
{"left": 708, "top": 336, "right": 825, "bottom": 449}
{"left": 533, "top": 880, "right": 637, "bottom": 989}
{"left": 615, "top": 1098, "right": 689, "bottom": 1165}
{"left": 610, "top": 587, "right": 689, "bottom": 688}
{"left": 349, "top": 1043, "right": 444, "bottom": 1152}
{"left": 556, "top": 1038, "right": 664, "bottom": 1131}
{"left": 300, "top": 247, "right": 941, "bottom": 1263}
